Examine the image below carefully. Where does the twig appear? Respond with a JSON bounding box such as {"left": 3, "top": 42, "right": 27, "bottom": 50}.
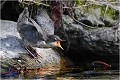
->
{"left": 91, "top": 1, "right": 119, "bottom": 11}
{"left": 72, "top": 17, "right": 97, "bottom": 29}
{"left": 0, "top": 0, "right": 6, "bottom": 10}
{"left": 19, "top": 1, "right": 50, "bottom": 7}
{"left": 103, "top": 3, "right": 109, "bottom": 21}
{"left": 63, "top": 4, "right": 90, "bottom": 9}
{"left": 20, "top": 1, "right": 119, "bottom": 11}
{"left": 29, "top": 4, "right": 33, "bottom": 18}
{"left": 63, "top": 1, "right": 119, "bottom": 11}
{"left": 1, "top": 0, "right": 6, "bottom": 6}
{"left": 32, "top": 1, "right": 50, "bottom": 7}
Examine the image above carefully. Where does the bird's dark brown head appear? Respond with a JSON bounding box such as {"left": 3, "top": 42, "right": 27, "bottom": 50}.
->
{"left": 47, "top": 35, "right": 64, "bottom": 50}
{"left": 47, "top": 35, "right": 62, "bottom": 42}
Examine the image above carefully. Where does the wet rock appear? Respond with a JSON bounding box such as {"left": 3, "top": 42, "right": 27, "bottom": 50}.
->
{"left": 62, "top": 15, "right": 74, "bottom": 24}
{"left": 101, "top": 14, "right": 116, "bottom": 27}
{"left": 86, "top": 26, "right": 119, "bottom": 55}
{"left": 74, "top": 8, "right": 117, "bottom": 27}
{"left": 0, "top": 20, "right": 62, "bottom": 75}
{"left": 60, "top": 15, "right": 119, "bottom": 67}
{"left": 82, "top": 70, "right": 98, "bottom": 75}
{"left": 62, "top": 15, "right": 119, "bottom": 56}
{"left": 0, "top": 20, "right": 26, "bottom": 59}
{"left": 80, "top": 14, "right": 105, "bottom": 27}
{"left": 74, "top": 8, "right": 105, "bottom": 27}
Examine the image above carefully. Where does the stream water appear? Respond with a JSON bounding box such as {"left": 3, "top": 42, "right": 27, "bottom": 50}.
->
{"left": 1, "top": 67, "right": 119, "bottom": 79}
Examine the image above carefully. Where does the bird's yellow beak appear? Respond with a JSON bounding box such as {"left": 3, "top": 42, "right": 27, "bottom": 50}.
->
{"left": 56, "top": 41, "right": 64, "bottom": 50}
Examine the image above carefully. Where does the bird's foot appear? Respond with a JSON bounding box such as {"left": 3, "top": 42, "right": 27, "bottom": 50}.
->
{"left": 25, "top": 45, "right": 42, "bottom": 64}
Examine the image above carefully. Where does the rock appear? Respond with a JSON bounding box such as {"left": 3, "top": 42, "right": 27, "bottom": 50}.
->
{"left": 61, "top": 15, "right": 119, "bottom": 66}
{"left": 0, "top": 20, "right": 62, "bottom": 75}
{"left": 101, "top": 14, "right": 116, "bottom": 27}
{"left": 74, "top": 8, "right": 105, "bottom": 27}
{"left": 81, "top": 14, "right": 104, "bottom": 27}
{"left": 62, "top": 15, "right": 119, "bottom": 55}
{"left": 0, "top": 20, "right": 26, "bottom": 59}
{"left": 74, "top": 8, "right": 117, "bottom": 27}
{"left": 62, "top": 15, "right": 74, "bottom": 24}
{"left": 87, "top": 26, "right": 119, "bottom": 55}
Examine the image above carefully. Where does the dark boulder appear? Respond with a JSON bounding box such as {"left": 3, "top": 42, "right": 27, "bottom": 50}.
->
{"left": 61, "top": 15, "right": 119, "bottom": 66}
{"left": 62, "top": 15, "right": 119, "bottom": 55}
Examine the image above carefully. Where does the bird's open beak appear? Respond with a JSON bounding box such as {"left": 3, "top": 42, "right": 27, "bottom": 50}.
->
{"left": 56, "top": 41, "right": 64, "bottom": 50}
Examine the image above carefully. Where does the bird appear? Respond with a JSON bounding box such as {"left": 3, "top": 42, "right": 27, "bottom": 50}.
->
{"left": 17, "top": 7, "right": 63, "bottom": 60}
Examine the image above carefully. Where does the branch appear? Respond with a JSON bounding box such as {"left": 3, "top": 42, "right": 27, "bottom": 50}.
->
{"left": 63, "top": 1, "right": 119, "bottom": 11}
{"left": 19, "top": 0, "right": 50, "bottom": 7}
{"left": 91, "top": 1, "right": 119, "bottom": 11}
{"left": 0, "top": 0, "right": 6, "bottom": 10}
{"left": 72, "top": 17, "right": 98, "bottom": 29}
{"left": 32, "top": 1, "right": 50, "bottom": 7}
{"left": 103, "top": 4, "right": 109, "bottom": 21}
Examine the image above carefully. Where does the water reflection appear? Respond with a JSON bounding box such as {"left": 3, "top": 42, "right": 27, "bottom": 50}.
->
{"left": 1, "top": 64, "right": 119, "bottom": 79}
{"left": 17, "top": 67, "right": 119, "bottom": 79}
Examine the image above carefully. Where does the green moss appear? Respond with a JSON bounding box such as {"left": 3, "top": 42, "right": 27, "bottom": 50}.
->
{"left": 75, "top": 0, "right": 82, "bottom": 6}
{"left": 75, "top": 0, "right": 118, "bottom": 20}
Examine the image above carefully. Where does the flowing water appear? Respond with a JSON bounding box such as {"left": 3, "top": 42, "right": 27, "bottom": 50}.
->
{"left": 1, "top": 67, "right": 119, "bottom": 79}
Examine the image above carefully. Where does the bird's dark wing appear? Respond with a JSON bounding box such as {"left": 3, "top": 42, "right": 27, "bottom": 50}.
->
{"left": 18, "top": 23, "right": 42, "bottom": 46}
{"left": 28, "top": 17, "right": 47, "bottom": 41}
{"left": 17, "top": 7, "right": 47, "bottom": 46}
{"left": 34, "top": 9, "right": 54, "bottom": 36}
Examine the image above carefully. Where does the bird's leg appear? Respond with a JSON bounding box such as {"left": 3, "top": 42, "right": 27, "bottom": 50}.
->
{"left": 26, "top": 45, "right": 38, "bottom": 57}
{"left": 25, "top": 45, "right": 41, "bottom": 64}
{"left": 28, "top": 45, "right": 43, "bottom": 58}
{"left": 23, "top": 39, "right": 43, "bottom": 58}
